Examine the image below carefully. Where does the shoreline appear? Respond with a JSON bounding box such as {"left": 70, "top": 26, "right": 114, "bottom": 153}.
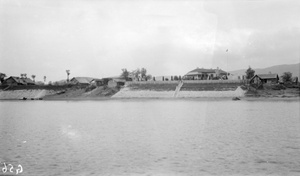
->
{"left": 1, "top": 85, "right": 299, "bottom": 101}
{"left": 1, "top": 96, "right": 299, "bottom": 101}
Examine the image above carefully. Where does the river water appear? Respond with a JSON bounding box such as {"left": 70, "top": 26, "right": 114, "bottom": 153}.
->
{"left": 0, "top": 99, "right": 300, "bottom": 176}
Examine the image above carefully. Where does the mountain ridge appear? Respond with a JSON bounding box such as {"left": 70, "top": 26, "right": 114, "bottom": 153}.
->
{"left": 229, "top": 63, "right": 300, "bottom": 78}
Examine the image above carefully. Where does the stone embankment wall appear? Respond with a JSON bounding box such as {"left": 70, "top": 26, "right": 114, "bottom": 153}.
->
{"left": 0, "top": 89, "right": 59, "bottom": 100}
{"left": 112, "top": 87, "right": 174, "bottom": 98}
{"left": 113, "top": 81, "right": 247, "bottom": 98}
{"left": 177, "top": 87, "right": 246, "bottom": 98}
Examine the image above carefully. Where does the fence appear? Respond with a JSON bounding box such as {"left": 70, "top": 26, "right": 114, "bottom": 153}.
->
{"left": 182, "top": 80, "right": 246, "bottom": 84}
{"left": 125, "top": 81, "right": 179, "bottom": 86}
{"left": 125, "top": 79, "right": 246, "bottom": 86}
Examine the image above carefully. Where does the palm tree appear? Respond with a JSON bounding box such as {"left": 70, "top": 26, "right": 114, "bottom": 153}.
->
{"left": 31, "top": 75, "right": 36, "bottom": 82}
{"left": 66, "top": 70, "right": 70, "bottom": 82}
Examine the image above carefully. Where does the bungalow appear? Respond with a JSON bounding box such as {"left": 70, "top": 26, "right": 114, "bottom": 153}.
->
{"left": 90, "top": 79, "right": 106, "bottom": 86}
{"left": 23, "top": 78, "right": 35, "bottom": 85}
{"left": 249, "top": 75, "right": 263, "bottom": 88}
{"left": 257, "top": 74, "right": 279, "bottom": 84}
{"left": 3, "top": 76, "right": 35, "bottom": 86}
{"left": 184, "top": 67, "right": 228, "bottom": 80}
{"left": 108, "top": 79, "right": 126, "bottom": 87}
{"left": 70, "top": 77, "right": 97, "bottom": 86}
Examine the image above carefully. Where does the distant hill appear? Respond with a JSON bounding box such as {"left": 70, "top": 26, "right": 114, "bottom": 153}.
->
{"left": 229, "top": 63, "right": 300, "bottom": 78}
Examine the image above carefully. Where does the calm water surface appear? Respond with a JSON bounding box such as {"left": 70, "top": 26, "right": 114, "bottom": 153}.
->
{"left": 0, "top": 99, "right": 300, "bottom": 176}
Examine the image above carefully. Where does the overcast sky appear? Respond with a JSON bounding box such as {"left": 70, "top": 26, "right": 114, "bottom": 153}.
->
{"left": 1, "top": 0, "right": 299, "bottom": 82}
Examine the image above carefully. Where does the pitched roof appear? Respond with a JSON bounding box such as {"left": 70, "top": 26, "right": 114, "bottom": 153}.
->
{"left": 23, "top": 78, "right": 35, "bottom": 84}
{"left": 91, "top": 78, "right": 103, "bottom": 82}
{"left": 71, "top": 77, "right": 97, "bottom": 84}
{"left": 257, "top": 74, "right": 279, "bottom": 79}
{"left": 5, "top": 76, "right": 35, "bottom": 85}
{"left": 10, "top": 76, "right": 26, "bottom": 84}
{"left": 186, "top": 68, "right": 227, "bottom": 76}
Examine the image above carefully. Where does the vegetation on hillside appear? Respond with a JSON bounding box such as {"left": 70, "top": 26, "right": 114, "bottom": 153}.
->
{"left": 121, "top": 68, "right": 152, "bottom": 81}
{"left": 281, "top": 72, "right": 292, "bottom": 83}
{"left": 245, "top": 66, "right": 255, "bottom": 79}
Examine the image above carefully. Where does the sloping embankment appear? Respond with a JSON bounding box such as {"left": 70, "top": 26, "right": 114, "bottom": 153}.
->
{"left": 178, "top": 87, "right": 245, "bottom": 98}
{"left": 112, "top": 81, "right": 246, "bottom": 98}
{"left": 0, "top": 89, "right": 59, "bottom": 100}
{"left": 43, "top": 86, "right": 119, "bottom": 99}
{"left": 112, "top": 82, "right": 177, "bottom": 98}
{"left": 112, "top": 87, "right": 175, "bottom": 98}
{"left": 0, "top": 86, "right": 120, "bottom": 100}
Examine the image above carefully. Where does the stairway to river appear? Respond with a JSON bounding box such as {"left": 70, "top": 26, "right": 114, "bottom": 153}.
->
{"left": 173, "top": 81, "right": 184, "bottom": 97}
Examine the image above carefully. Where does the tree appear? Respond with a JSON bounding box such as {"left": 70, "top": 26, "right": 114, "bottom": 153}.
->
{"left": 20, "top": 73, "right": 27, "bottom": 79}
{"left": 281, "top": 72, "right": 292, "bottom": 83}
{"left": 0, "top": 73, "right": 6, "bottom": 83}
{"left": 31, "top": 75, "right": 36, "bottom": 82}
{"left": 44, "top": 76, "right": 46, "bottom": 83}
{"left": 66, "top": 70, "right": 70, "bottom": 82}
{"left": 131, "top": 68, "right": 141, "bottom": 81}
{"left": 146, "top": 74, "right": 152, "bottom": 81}
{"left": 140, "top": 68, "right": 147, "bottom": 80}
{"left": 121, "top": 68, "right": 130, "bottom": 81}
{"left": 174, "top": 76, "right": 179, "bottom": 81}
{"left": 245, "top": 66, "right": 255, "bottom": 79}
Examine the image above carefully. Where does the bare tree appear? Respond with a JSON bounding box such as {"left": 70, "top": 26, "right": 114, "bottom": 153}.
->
{"left": 66, "top": 70, "right": 70, "bottom": 82}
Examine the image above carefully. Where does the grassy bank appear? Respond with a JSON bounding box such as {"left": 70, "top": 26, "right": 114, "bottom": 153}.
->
{"left": 127, "top": 83, "right": 178, "bottom": 91}
{"left": 0, "top": 84, "right": 73, "bottom": 91}
{"left": 43, "top": 86, "right": 120, "bottom": 100}
{"left": 181, "top": 82, "right": 244, "bottom": 91}
{"left": 245, "top": 84, "right": 300, "bottom": 98}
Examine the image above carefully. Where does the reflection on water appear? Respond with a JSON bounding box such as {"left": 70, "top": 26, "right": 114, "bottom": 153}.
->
{"left": 1, "top": 100, "right": 300, "bottom": 176}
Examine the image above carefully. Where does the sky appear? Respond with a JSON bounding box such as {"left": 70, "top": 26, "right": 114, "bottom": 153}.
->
{"left": 0, "top": 0, "right": 300, "bottom": 82}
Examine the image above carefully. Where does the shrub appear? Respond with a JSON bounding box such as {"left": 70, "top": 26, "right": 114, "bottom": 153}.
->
{"left": 281, "top": 72, "right": 292, "bottom": 83}
{"left": 85, "top": 84, "right": 97, "bottom": 92}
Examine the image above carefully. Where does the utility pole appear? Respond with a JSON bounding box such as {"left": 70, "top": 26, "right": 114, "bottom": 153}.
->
{"left": 226, "top": 49, "right": 229, "bottom": 77}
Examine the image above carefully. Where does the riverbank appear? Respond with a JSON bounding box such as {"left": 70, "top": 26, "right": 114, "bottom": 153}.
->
{"left": 0, "top": 83, "right": 299, "bottom": 100}
{"left": 111, "top": 86, "right": 246, "bottom": 98}
{"left": 0, "top": 86, "right": 119, "bottom": 100}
